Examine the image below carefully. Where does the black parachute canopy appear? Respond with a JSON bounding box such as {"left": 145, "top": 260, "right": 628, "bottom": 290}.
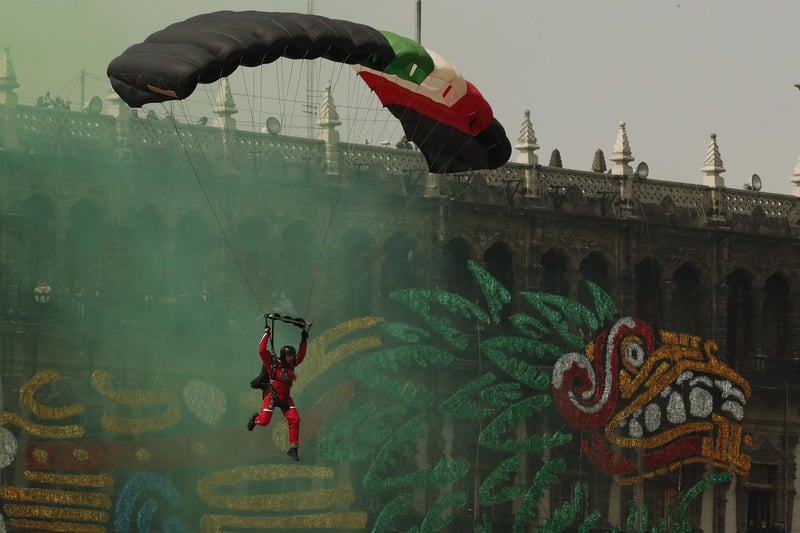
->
{"left": 107, "top": 11, "right": 511, "bottom": 174}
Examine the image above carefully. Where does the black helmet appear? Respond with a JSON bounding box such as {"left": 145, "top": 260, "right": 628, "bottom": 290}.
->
{"left": 280, "top": 345, "right": 296, "bottom": 359}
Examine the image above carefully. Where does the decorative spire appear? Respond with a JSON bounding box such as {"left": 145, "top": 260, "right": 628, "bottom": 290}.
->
{"left": 318, "top": 83, "right": 340, "bottom": 176}
{"left": 0, "top": 47, "right": 18, "bottom": 87}
{"left": 0, "top": 47, "right": 20, "bottom": 106}
{"left": 702, "top": 133, "right": 726, "bottom": 188}
{"left": 610, "top": 121, "right": 634, "bottom": 177}
{"left": 318, "top": 83, "right": 340, "bottom": 128}
{"left": 515, "top": 109, "right": 539, "bottom": 165}
{"left": 592, "top": 148, "right": 607, "bottom": 173}
{"left": 791, "top": 154, "right": 800, "bottom": 197}
{"left": 549, "top": 148, "right": 563, "bottom": 168}
{"left": 212, "top": 78, "right": 237, "bottom": 117}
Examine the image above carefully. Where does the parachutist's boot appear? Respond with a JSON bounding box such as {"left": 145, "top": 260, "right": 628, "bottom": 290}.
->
{"left": 287, "top": 445, "right": 299, "bottom": 461}
{"left": 247, "top": 413, "right": 258, "bottom": 432}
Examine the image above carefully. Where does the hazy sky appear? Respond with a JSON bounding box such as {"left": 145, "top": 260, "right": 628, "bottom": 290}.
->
{"left": 3, "top": 0, "right": 799, "bottom": 194}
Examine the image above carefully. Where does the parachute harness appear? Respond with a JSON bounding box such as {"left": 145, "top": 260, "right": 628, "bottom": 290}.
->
{"left": 265, "top": 313, "right": 311, "bottom": 395}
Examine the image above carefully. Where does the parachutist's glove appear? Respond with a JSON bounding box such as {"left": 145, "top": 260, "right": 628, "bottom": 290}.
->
{"left": 264, "top": 324, "right": 271, "bottom": 333}
{"left": 301, "top": 329, "right": 309, "bottom": 341}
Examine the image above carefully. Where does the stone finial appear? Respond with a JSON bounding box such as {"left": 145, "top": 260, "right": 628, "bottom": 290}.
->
{"left": 549, "top": 148, "right": 563, "bottom": 168}
{"left": 105, "top": 88, "right": 126, "bottom": 118}
{"left": 0, "top": 47, "right": 20, "bottom": 106}
{"left": 0, "top": 47, "right": 18, "bottom": 88}
{"left": 610, "top": 121, "right": 634, "bottom": 177}
{"left": 791, "top": 154, "right": 800, "bottom": 197}
{"left": 318, "top": 83, "right": 341, "bottom": 128}
{"left": 318, "top": 83, "right": 340, "bottom": 176}
{"left": 592, "top": 148, "right": 607, "bottom": 173}
{"left": 702, "top": 133, "right": 726, "bottom": 188}
{"left": 515, "top": 109, "right": 539, "bottom": 165}
{"left": 212, "top": 78, "right": 237, "bottom": 116}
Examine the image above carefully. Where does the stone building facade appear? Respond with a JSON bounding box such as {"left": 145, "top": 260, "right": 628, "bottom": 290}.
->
{"left": 2, "top": 47, "right": 800, "bottom": 532}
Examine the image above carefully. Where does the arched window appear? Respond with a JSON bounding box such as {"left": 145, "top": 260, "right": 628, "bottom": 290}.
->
{"left": 672, "top": 263, "right": 702, "bottom": 335}
{"left": 342, "top": 228, "right": 373, "bottom": 317}
{"left": 20, "top": 194, "right": 56, "bottom": 288}
{"left": 634, "top": 258, "right": 661, "bottom": 331}
{"left": 726, "top": 269, "right": 753, "bottom": 366}
{"left": 65, "top": 199, "right": 108, "bottom": 290}
{"left": 578, "top": 251, "right": 609, "bottom": 313}
{"left": 483, "top": 241, "right": 515, "bottom": 319}
{"left": 442, "top": 238, "right": 477, "bottom": 301}
{"left": 380, "top": 233, "right": 415, "bottom": 316}
{"left": 762, "top": 272, "right": 790, "bottom": 359}
{"left": 277, "top": 222, "right": 316, "bottom": 315}
{"left": 235, "top": 215, "right": 270, "bottom": 304}
{"left": 540, "top": 248, "right": 568, "bottom": 296}
{"left": 174, "top": 212, "right": 211, "bottom": 297}
{"left": 131, "top": 206, "right": 166, "bottom": 300}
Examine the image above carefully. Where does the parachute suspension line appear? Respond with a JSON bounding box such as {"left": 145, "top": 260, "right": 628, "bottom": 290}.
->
{"left": 301, "top": 54, "right": 362, "bottom": 320}
{"left": 305, "top": 184, "right": 345, "bottom": 322}
{"left": 238, "top": 65, "right": 260, "bottom": 136}
{"left": 167, "top": 101, "right": 266, "bottom": 315}
{"left": 343, "top": 61, "right": 387, "bottom": 147}
{"left": 273, "top": 51, "right": 298, "bottom": 132}
{"left": 349, "top": 71, "right": 399, "bottom": 148}
{"left": 269, "top": 314, "right": 277, "bottom": 354}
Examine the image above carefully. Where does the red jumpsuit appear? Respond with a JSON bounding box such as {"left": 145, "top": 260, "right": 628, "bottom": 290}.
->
{"left": 252, "top": 330, "right": 306, "bottom": 446}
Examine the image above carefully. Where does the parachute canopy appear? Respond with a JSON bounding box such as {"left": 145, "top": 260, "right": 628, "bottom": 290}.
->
{"left": 107, "top": 11, "right": 511, "bottom": 174}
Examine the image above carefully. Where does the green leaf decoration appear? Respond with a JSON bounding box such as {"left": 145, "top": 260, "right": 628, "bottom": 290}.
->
{"left": 371, "top": 493, "right": 414, "bottom": 533}
{"left": 391, "top": 288, "right": 490, "bottom": 349}
{"left": 578, "top": 511, "right": 602, "bottom": 533}
{"left": 475, "top": 513, "right": 493, "bottom": 533}
{"left": 381, "top": 321, "right": 432, "bottom": 343}
{"left": 520, "top": 291, "right": 599, "bottom": 350}
{"left": 414, "top": 491, "right": 468, "bottom": 533}
{"left": 509, "top": 313, "right": 550, "bottom": 339}
{"left": 350, "top": 345, "right": 455, "bottom": 408}
{"left": 479, "top": 396, "right": 573, "bottom": 452}
{"left": 318, "top": 401, "right": 381, "bottom": 462}
{"left": 363, "top": 414, "right": 469, "bottom": 493}
{"left": 468, "top": 259, "right": 511, "bottom": 323}
{"left": 481, "top": 337, "right": 555, "bottom": 389}
{"left": 624, "top": 500, "right": 648, "bottom": 532}
{"left": 439, "top": 372, "right": 497, "bottom": 419}
{"left": 512, "top": 458, "right": 566, "bottom": 528}
{"left": 480, "top": 381, "right": 524, "bottom": 408}
{"left": 616, "top": 473, "right": 732, "bottom": 533}
{"left": 673, "top": 472, "right": 733, "bottom": 533}
{"left": 537, "top": 483, "right": 585, "bottom": 533}
{"left": 358, "top": 404, "right": 409, "bottom": 445}
{"left": 478, "top": 454, "right": 527, "bottom": 506}
{"left": 585, "top": 280, "right": 617, "bottom": 324}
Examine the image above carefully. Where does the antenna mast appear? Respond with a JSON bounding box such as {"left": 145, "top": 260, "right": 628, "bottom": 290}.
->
{"left": 416, "top": 0, "right": 422, "bottom": 43}
{"left": 307, "top": 0, "right": 316, "bottom": 137}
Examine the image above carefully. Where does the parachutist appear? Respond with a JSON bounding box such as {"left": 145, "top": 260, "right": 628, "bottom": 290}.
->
{"left": 248, "top": 318, "right": 310, "bottom": 461}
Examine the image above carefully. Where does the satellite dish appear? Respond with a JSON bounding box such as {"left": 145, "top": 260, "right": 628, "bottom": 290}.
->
{"left": 85, "top": 96, "right": 102, "bottom": 114}
{"left": 196, "top": 116, "right": 208, "bottom": 126}
{"left": 266, "top": 116, "right": 281, "bottom": 135}
{"left": 635, "top": 161, "right": 649, "bottom": 179}
{"left": 744, "top": 173, "right": 762, "bottom": 191}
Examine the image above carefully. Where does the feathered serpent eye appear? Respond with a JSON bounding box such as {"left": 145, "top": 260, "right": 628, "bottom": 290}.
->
{"left": 622, "top": 337, "right": 646, "bottom": 369}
